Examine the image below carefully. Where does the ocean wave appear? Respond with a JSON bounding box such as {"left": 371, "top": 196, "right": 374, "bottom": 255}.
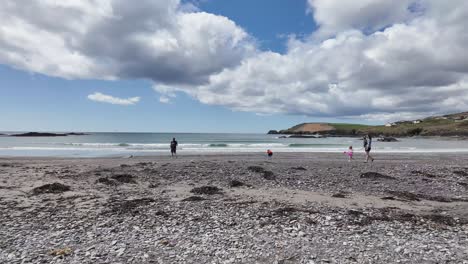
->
{"left": 59, "top": 142, "right": 289, "bottom": 149}
{"left": 209, "top": 143, "right": 228, "bottom": 147}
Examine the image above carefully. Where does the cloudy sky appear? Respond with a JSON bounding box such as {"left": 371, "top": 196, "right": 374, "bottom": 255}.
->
{"left": 1, "top": 0, "right": 467, "bottom": 132}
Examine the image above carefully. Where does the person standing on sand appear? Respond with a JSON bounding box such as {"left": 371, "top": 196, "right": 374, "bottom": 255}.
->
{"left": 364, "top": 134, "right": 374, "bottom": 163}
{"left": 170, "top": 138, "right": 178, "bottom": 158}
{"left": 343, "top": 146, "right": 353, "bottom": 162}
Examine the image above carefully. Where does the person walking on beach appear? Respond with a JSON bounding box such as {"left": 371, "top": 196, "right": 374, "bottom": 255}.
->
{"left": 344, "top": 146, "right": 353, "bottom": 162}
{"left": 170, "top": 138, "right": 178, "bottom": 158}
{"left": 364, "top": 134, "right": 374, "bottom": 163}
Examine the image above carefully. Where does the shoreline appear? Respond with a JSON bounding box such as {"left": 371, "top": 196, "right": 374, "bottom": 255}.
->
{"left": 3, "top": 150, "right": 468, "bottom": 159}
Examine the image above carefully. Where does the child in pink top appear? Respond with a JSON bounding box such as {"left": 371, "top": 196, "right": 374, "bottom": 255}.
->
{"left": 344, "top": 146, "right": 353, "bottom": 162}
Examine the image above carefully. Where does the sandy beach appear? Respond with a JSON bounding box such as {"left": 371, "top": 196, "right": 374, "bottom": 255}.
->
{"left": 1, "top": 153, "right": 468, "bottom": 263}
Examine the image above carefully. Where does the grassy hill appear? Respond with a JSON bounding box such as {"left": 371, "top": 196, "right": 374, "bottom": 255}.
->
{"left": 274, "top": 112, "right": 468, "bottom": 137}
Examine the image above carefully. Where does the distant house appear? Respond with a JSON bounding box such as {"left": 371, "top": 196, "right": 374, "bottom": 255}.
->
{"left": 413, "top": 120, "right": 422, "bottom": 124}
{"left": 385, "top": 123, "right": 394, "bottom": 127}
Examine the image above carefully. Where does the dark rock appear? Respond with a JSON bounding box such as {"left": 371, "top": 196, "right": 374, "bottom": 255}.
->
{"left": 182, "top": 196, "right": 206, "bottom": 202}
{"left": 453, "top": 170, "right": 468, "bottom": 176}
{"left": 96, "top": 177, "right": 117, "bottom": 185}
{"left": 388, "top": 190, "right": 453, "bottom": 203}
{"left": 381, "top": 196, "right": 396, "bottom": 200}
{"left": 332, "top": 192, "right": 347, "bottom": 198}
{"left": 155, "top": 210, "right": 169, "bottom": 217}
{"left": 11, "top": 132, "right": 68, "bottom": 137}
{"left": 267, "top": 130, "right": 279, "bottom": 134}
{"left": 347, "top": 209, "right": 364, "bottom": 216}
{"left": 111, "top": 174, "right": 136, "bottom": 184}
{"left": 65, "top": 133, "right": 89, "bottom": 136}
{"left": 32, "top": 183, "right": 71, "bottom": 195}
{"left": 229, "top": 180, "right": 248, "bottom": 188}
{"left": 136, "top": 162, "right": 152, "bottom": 166}
{"left": 387, "top": 191, "right": 421, "bottom": 201}
{"left": 291, "top": 167, "right": 307, "bottom": 171}
{"left": 190, "top": 186, "right": 222, "bottom": 195}
{"left": 262, "top": 170, "right": 275, "bottom": 180}
{"left": 288, "top": 135, "right": 320, "bottom": 138}
{"left": 248, "top": 166, "right": 266, "bottom": 173}
{"left": 424, "top": 214, "right": 458, "bottom": 226}
{"left": 248, "top": 166, "right": 275, "bottom": 180}
{"left": 360, "top": 172, "right": 396, "bottom": 180}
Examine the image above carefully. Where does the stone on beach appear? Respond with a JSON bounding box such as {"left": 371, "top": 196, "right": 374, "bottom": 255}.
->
{"left": 32, "top": 183, "right": 71, "bottom": 195}
{"left": 360, "top": 172, "right": 396, "bottom": 180}
{"left": 190, "top": 186, "right": 222, "bottom": 195}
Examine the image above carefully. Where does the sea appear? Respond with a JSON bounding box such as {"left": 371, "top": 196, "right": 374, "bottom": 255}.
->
{"left": 1, "top": 132, "right": 468, "bottom": 157}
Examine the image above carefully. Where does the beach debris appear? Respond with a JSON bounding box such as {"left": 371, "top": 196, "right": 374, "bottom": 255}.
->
{"left": 360, "top": 172, "right": 395, "bottom": 180}
{"left": 248, "top": 166, "right": 276, "bottom": 180}
{"left": 32, "top": 183, "right": 70, "bottom": 195}
{"left": 247, "top": 166, "right": 266, "bottom": 173}
{"left": 425, "top": 214, "right": 459, "bottom": 226}
{"left": 351, "top": 210, "right": 462, "bottom": 227}
{"left": 387, "top": 191, "right": 420, "bottom": 201}
{"left": 273, "top": 207, "right": 318, "bottom": 216}
{"left": 262, "top": 171, "right": 275, "bottom": 180}
{"left": 332, "top": 192, "right": 347, "bottom": 198}
{"left": 0, "top": 163, "right": 18, "bottom": 167}
{"left": 148, "top": 183, "right": 159, "bottom": 188}
{"left": 182, "top": 196, "right": 206, "bottom": 202}
{"left": 190, "top": 186, "right": 222, "bottom": 195}
{"left": 49, "top": 247, "right": 72, "bottom": 257}
{"left": 387, "top": 191, "right": 454, "bottom": 203}
{"left": 411, "top": 170, "right": 437, "bottom": 178}
{"left": 96, "top": 177, "right": 117, "bottom": 185}
{"left": 155, "top": 210, "right": 169, "bottom": 218}
{"left": 347, "top": 209, "right": 364, "bottom": 216}
{"left": 290, "top": 166, "right": 307, "bottom": 171}
{"left": 111, "top": 174, "right": 137, "bottom": 184}
{"left": 109, "top": 198, "right": 155, "bottom": 215}
{"left": 229, "top": 180, "right": 248, "bottom": 188}
{"left": 453, "top": 170, "right": 468, "bottom": 176}
{"left": 5, "top": 156, "right": 468, "bottom": 263}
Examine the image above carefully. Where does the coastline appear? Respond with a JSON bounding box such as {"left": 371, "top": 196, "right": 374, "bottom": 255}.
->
{"left": 1, "top": 153, "right": 468, "bottom": 263}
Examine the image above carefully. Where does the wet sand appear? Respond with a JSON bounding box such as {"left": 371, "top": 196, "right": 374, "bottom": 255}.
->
{"left": 1, "top": 153, "right": 468, "bottom": 263}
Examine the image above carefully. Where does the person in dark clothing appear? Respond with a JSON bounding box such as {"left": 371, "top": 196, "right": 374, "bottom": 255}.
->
{"left": 363, "top": 134, "right": 374, "bottom": 163}
{"left": 170, "top": 138, "right": 178, "bottom": 157}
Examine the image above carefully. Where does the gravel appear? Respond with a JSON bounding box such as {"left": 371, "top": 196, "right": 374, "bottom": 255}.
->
{"left": 1, "top": 153, "right": 468, "bottom": 263}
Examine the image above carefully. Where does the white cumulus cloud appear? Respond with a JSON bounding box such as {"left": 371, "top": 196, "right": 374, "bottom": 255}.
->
{"left": 0, "top": 0, "right": 254, "bottom": 84}
{"left": 170, "top": 0, "right": 468, "bottom": 121}
{"left": 1, "top": 0, "right": 468, "bottom": 121}
{"left": 159, "top": 96, "right": 171, "bottom": 104}
{"left": 88, "top": 92, "right": 140, "bottom": 105}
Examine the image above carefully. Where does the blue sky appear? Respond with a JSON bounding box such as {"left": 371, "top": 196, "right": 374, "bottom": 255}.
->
{"left": 0, "top": 0, "right": 467, "bottom": 132}
{"left": 0, "top": 0, "right": 335, "bottom": 133}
